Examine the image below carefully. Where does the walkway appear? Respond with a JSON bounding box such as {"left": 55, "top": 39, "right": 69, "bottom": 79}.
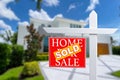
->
{"left": 39, "top": 55, "right": 120, "bottom": 80}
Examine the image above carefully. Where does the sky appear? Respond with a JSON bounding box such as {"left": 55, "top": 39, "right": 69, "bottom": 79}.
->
{"left": 0, "top": 0, "right": 120, "bottom": 45}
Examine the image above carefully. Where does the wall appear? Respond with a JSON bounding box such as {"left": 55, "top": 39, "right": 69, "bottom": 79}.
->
{"left": 98, "top": 35, "right": 112, "bottom": 55}
{"left": 17, "top": 25, "right": 28, "bottom": 49}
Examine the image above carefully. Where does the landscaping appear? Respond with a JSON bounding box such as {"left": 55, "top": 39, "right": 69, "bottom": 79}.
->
{"left": 0, "top": 66, "right": 44, "bottom": 80}
{"left": 0, "top": 43, "right": 45, "bottom": 80}
{"left": 0, "top": 24, "right": 46, "bottom": 80}
{"left": 112, "top": 46, "right": 120, "bottom": 55}
{"left": 36, "top": 52, "right": 48, "bottom": 61}
{"left": 112, "top": 70, "right": 120, "bottom": 78}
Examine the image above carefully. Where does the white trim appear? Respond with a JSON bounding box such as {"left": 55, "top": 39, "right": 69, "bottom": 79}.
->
{"left": 43, "top": 28, "right": 117, "bottom": 34}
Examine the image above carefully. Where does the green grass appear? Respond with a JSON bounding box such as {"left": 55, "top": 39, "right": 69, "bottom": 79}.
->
{"left": 112, "top": 70, "right": 120, "bottom": 78}
{"left": 0, "top": 66, "right": 44, "bottom": 80}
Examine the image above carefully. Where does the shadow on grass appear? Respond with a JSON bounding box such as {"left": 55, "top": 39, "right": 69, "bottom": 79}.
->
{"left": 5, "top": 77, "right": 19, "bottom": 80}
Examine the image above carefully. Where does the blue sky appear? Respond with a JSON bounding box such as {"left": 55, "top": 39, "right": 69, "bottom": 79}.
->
{"left": 0, "top": 0, "right": 120, "bottom": 44}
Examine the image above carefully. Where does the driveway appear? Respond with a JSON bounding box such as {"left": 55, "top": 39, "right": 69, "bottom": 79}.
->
{"left": 39, "top": 55, "right": 120, "bottom": 80}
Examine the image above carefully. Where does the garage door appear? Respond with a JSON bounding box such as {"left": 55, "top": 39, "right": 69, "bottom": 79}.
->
{"left": 98, "top": 43, "right": 109, "bottom": 55}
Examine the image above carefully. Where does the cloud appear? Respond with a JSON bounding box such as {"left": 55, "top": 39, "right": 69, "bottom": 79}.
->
{"left": 0, "top": 20, "right": 14, "bottom": 43}
{"left": 68, "top": 4, "right": 76, "bottom": 11}
{"left": 29, "top": 9, "right": 63, "bottom": 21}
{"left": 29, "top": 9, "right": 52, "bottom": 21}
{"left": 86, "top": 0, "right": 99, "bottom": 12}
{"left": 54, "top": 14, "right": 63, "bottom": 18}
{"left": 18, "top": 21, "right": 29, "bottom": 26}
{"left": 0, "top": 37, "right": 5, "bottom": 43}
{"left": 111, "top": 26, "right": 120, "bottom": 46}
{"left": 80, "top": 17, "right": 89, "bottom": 26}
{"left": 0, "top": 20, "right": 12, "bottom": 30}
{"left": 0, "top": 0, "right": 19, "bottom": 20}
{"left": 43, "top": 0, "right": 59, "bottom": 6}
{"left": 0, "top": 29, "right": 14, "bottom": 43}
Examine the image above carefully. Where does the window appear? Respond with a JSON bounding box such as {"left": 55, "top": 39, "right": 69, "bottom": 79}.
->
{"left": 48, "top": 25, "right": 52, "bottom": 27}
{"left": 78, "top": 25, "right": 81, "bottom": 28}
{"left": 41, "top": 24, "right": 45, "bottom": 27}
{"left": 70, "top": 24, "right": 81, "bottom": 28}
{"left": 43, "top": 36, "right": 48, "bottom": 52}
{"left": 70, "top": 24, "right": 72, "bottom": 28}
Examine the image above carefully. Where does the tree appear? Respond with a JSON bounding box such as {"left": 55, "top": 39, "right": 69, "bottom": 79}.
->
{"left": 0, "top": 30, "right": 12, "bottom": 44}
{"left": 110, "top": 36, "right": 117, "bottom": 46}
{"left": 24, "top": 24, "right": 44, "bottom": 61}
{"left": 16, "top": 0, "right": 42, "bottom": 11}
{"left": 11, "top": 32, "right": 18, "bottom": 45}
{"left": 0, "top": 30, "right": 18, "bottom": 45}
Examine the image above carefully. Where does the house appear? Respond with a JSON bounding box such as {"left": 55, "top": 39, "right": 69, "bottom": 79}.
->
{"left": 17, "top": 17, "right": 112, "bottom": 55}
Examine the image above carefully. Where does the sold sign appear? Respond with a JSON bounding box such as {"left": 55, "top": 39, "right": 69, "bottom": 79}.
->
{"left": 49, "top": 37, "right": 86, "bottom": 67}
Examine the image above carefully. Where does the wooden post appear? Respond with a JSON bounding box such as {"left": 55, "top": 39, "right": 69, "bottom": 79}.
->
{"left": 89, "top": 10, "right": 97, "bottom": 80}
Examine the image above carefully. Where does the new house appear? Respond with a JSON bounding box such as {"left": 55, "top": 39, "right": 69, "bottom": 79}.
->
{"left": 17, "top": 17, "right": 112, "bottom": 55}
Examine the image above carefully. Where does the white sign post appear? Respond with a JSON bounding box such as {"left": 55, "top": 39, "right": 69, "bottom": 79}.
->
{"left": 43, "top": 10, "right": 117, "bottom": 80}
{"left": 89, "top": 10, "right": 97, "bottom": 80}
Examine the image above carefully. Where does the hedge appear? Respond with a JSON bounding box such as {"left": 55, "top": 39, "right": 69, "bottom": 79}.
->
{"left": 112, "top": 46, "right": 120, "bottom": 55}
{"left": 9, "top": 45, "right": 24, "bottom": 67}
{"left": 36, "top": 54, "right": 48, "bottom": 61}
{"left": 0, "top": 43, "right": 12, "bottom": 74}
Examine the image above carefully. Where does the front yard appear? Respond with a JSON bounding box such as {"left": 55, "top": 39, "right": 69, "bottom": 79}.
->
{"left": 0, "top": 66, "right": 44, "bottom": 80}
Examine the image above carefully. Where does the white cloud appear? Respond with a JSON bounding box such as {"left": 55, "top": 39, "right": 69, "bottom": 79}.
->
{"left": 86, "top": 0, "right": 99, "bottom": 12}
{"left": 29, "top": 9, "right": 52, "bottom": 21}
{"left": 18, "top": 21, "right": 29, "bottom": 26}
{"left": 0, "top": 0, "right": 19, "bottom": 20}
{"left": 80, "top": 17, "right": 89, "bottom": 26}
{"left": 54, "top": 14, "right": 63, "bottom": 18}
{"left": 43, "top": 0, "right": 59, "bottom": 6}
{"left": 111, "top": 27, "right": 120, "bottom": 46}
{"left": 0, "top": 38, "right": 5, "bottom": 43}
{"left": 0, "top": 20, "right": 14, "bottom": 43}
{"left": 68, "top": 4, "right": 76, "bottom": 11}
{"left": 0, "top": 29, "right": 14, "bottom": 43}
{"left": 0, "top": 20, "right": 12, "bottom": 30}
{"left": 29, "top": 9, "right": 63, "bottom": 21}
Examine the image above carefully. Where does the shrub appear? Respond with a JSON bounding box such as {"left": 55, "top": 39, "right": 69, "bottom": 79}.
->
{"left": 111, "top": 70, "right": 120, "bottom": 77}
{"left": 21, "top": 61, "right": 40, "bottom": 78}
{"left": 36, "top": 54, "right": 48, "bottom": 61}
{"left": 0, "top": 43, "right": 12, "bottom": 74}
{"left": 24, "top": 50, "right": 38, "bottom": 62}
{"left": 112, "top": 46, "right": 120, "bottom": 55}
{"left": 9, "top": 45, "right": 24, "bottom": 67}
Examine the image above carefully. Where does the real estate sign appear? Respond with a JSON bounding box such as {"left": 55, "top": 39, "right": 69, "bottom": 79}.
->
{"left": 49, "top": 37, "right": 86, "bottom": 67}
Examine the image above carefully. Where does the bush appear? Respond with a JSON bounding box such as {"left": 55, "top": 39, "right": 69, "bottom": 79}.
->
{"left": 24, "top": 50, "right": 37, "bottom": 62}
{"left": 9, "top": 45, "right": 24, "bottom": 67}
{"left": 0, "top": 43, "right": 12, "bottom": 74}
{"left": 21, "top": 61, "right": 40, "bottom": 78}
{"left": 36, "top": 54, "right": 48, "bottom": 61}
{"left": 112, "top": 70, "right": 120, "bottom": 77}
{"left": 112, "top": 46, "right": 120, "bottom": 55}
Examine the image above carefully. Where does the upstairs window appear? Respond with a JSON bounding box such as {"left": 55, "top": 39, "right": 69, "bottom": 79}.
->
{"left": 48, "top": 25, "right": 52, "bottom": 27}
{"left": 41, "top": 24, "right": 45, "bottom": 27}
{"left": 70, "top": 24, "right": 81, "bottom": 28}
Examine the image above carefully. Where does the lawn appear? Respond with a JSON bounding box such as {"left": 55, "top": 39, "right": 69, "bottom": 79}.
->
{"left": 0, "top": 66, "right": 44, "bottom": 80}
{"left": 112, "top": 70, "right": 120, "bottom": 78}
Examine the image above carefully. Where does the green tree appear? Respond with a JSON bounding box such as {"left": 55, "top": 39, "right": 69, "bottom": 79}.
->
{"left": 110, "top": 36, "right": 117, "bottom": 46}
{"left": 11, "top": 32, "right": 18, "bottom": 45}
{"left": 0, "top": 30, "right": 18, "bottom": 45}
{"left": 0, "top": 30, "right": 12, "bottom": 44}
{"left": 24, "top": 24, "right": 44, "bottom": 61}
